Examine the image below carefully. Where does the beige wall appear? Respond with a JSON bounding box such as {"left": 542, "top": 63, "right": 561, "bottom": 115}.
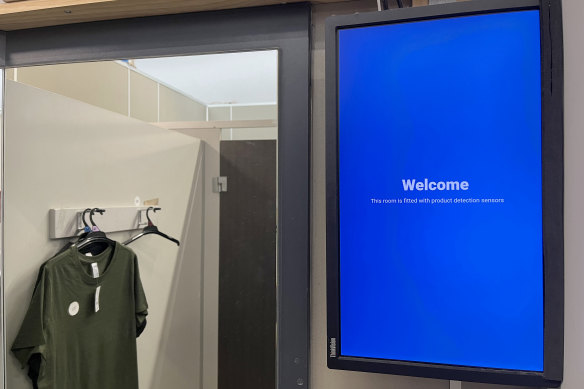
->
{"left": 6, "top": 62, "right": 208, "bottom": 123}
{"left": 172, "top": 128, "right": 222, "bottom": 389}
{"left": 230, "top": 105, "right": 278, "bottom": 139}
{"left": 208, "top": 106, "right": 230, "bottom": 121}
{"left": 10, "top": 62, "right": 129, "bottom": 116}
{"left": 7, "top": 62, "right": 278, "bottom": 141}
{"left": 310, "top": 2, "right": 545, "bottom": 389}
{"left": 3, "top": 80, "right": 203, "bottom": 389}
{"left": 148, "top": 144, "right": 206, "bottom": 389}
{"left": 209, "top": 104, "right": 278, "bottom": 140}
{"left": 208, "top": 104, "right": 278, "bottom": 120}
{"left": 159, "top": 84, "right": 207, "bottom": 122}
{"left": 232, "top": 104, "right": 277, "bottom": 120}
{"left": 130, "top": 70, "right": 159, "bottom": 122}
{"left": 560, "top": 0, "right": 583, "bottom": 388}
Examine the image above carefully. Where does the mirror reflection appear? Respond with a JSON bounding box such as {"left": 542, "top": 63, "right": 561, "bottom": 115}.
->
{"left": 3, "top": 51, "right": 278, "bottom": 389}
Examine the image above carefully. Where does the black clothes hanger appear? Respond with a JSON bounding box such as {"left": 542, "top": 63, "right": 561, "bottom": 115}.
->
{"left": 76, "top": 208, "right": 93, "bottom": 241}
{"left": 53, "top": 208, "right": 93, "bottom": 257}
{"left": 76, "top": 208, "right": 117, "bottom": 254}
{"left": 123, "top": 207, "right": 180, "bottom": 246}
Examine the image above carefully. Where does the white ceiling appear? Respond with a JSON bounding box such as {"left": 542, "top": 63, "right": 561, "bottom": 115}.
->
{"left": 133, "top": 50, "right": 278, "bottom": 106}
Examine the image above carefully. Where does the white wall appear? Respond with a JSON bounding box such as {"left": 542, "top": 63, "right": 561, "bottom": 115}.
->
{"left": 3, "top": 80, "right": 203, "bottom": 389}
{"left": 310, "top": 1, "right": 564, "bottom": 389}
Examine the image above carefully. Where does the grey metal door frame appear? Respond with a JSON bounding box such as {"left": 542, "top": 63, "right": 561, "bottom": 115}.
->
{"left": 0, "top": 4, "right": 311, "bottom": 389}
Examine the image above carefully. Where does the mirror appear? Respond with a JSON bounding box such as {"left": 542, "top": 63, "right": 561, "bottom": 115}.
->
{"left": 2, "top": 51, "right": 278, "bottom": 389}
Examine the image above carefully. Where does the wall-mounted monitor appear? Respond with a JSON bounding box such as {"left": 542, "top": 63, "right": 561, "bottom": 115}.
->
{"left": 325, "top": 0, "right": 564, "bottom": 386}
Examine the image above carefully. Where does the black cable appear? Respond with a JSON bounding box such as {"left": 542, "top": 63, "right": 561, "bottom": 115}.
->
{"left": 382, "top": 0, "right": 389, "bottom": 10}
{"left": 396, "top": 0, "right": 404, "bottom": 8}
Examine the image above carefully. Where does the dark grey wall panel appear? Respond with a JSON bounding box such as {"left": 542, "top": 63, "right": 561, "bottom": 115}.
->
{"left": 0, "top": 32, "right": 5, "bottom": 68}
{"left": 6, "top": 6, "right": 307, "bottom": 67}
{"left": 3, "top": 4, "right": 311, "bottom": 389}
{"left": 219, "top": 140, "right": 277, "bottom": 389}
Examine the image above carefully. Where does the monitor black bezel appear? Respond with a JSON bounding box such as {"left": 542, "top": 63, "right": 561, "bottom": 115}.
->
{"left": 325, "top": 0, "right": 564, "bottom": 386}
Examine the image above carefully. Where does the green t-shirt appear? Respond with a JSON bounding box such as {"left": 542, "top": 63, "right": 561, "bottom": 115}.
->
{"left": 12, "top": 242, "right": 148, "bottom": 389}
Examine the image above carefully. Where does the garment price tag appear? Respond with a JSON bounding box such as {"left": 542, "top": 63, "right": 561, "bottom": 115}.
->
{"left": 91, "top": 262, "right": 99, "bottom": 279}
{"left": 95, "top": 286, "right": 101, "bottom": 313}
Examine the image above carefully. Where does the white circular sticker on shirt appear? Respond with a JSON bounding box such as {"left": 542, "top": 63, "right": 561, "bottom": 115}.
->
{"left": 68, "top": 301, "right": 80, "bottom": 316}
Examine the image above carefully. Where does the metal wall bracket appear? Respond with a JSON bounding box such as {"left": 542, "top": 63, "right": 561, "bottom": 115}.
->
{"left": 213, "top": 177, "right": 228, "bottom": 193}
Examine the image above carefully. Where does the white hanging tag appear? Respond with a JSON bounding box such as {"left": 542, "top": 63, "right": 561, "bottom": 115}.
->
{"left": 95, "top": 286, "right": 101, "bottom": 313}
{"left": 91, "top": 263, "right": 99, "bottom": 279}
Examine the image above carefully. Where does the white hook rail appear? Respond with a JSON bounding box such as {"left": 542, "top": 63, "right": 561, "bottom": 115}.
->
{"left": 49, "top": 207, "right": 153, "bottom": 239}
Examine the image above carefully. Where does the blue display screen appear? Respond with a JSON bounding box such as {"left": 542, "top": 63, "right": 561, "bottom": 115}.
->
{"left": 338, "top": 10, "right": 543, "bottom": 371}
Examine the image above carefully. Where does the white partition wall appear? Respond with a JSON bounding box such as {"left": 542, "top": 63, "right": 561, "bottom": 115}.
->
{"left": 3, "top": 80, "right": 205, "bottom": 389}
